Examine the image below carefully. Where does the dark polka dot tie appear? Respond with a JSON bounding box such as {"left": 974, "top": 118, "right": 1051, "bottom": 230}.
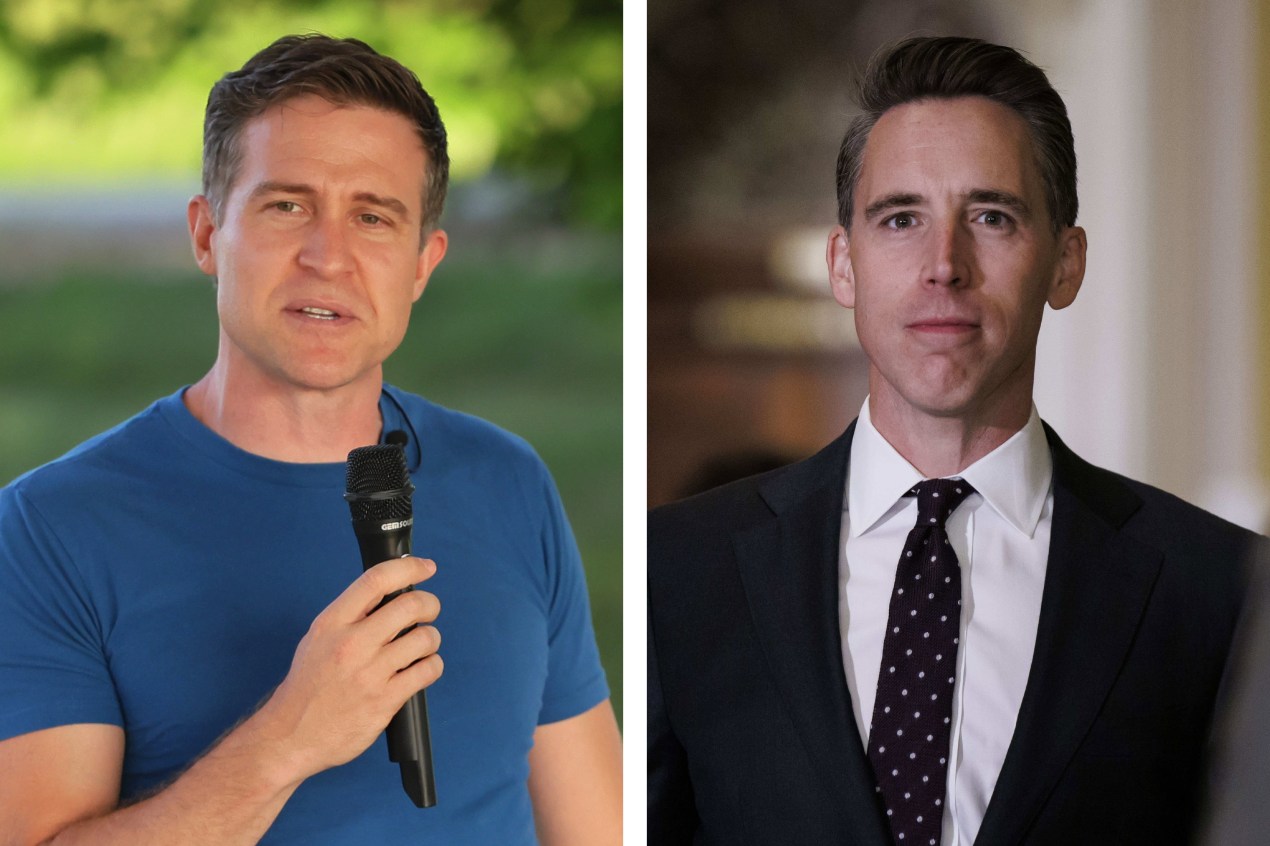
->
{"left": 866, "top": 478, "right": 975, "bottom": 846}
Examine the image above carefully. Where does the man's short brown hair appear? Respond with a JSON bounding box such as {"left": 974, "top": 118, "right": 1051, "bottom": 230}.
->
{"left": 202, "top": 33, "right": 449, "bottom": 230}
{"left": 836, "top": 36, "right": 1077, "bottom": 233}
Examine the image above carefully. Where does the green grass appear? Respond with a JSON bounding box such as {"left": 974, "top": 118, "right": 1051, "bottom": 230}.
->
{"left": 0, "top": 244, "right": 622, "bottom": 720}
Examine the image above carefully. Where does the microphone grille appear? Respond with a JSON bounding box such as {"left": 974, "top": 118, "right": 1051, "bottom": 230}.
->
{"left": 345, "top": 444, "right": 414, "bottom": 522}
{"left": 346, "top": 444, "right": 410, "bottom": 494}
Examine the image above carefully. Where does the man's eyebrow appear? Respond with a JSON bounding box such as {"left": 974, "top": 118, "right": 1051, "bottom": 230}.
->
{"left": 250, "top": 180, "right": 316, "bottom": 201}
{"left": 966, "top": 189, "right": 1032, "bottom": 218}
{"left": 352, "top": 191, "right": 412, "bottom": 221}
{"left": 862, "top": 193, "right": 924, "bottom": 222}
{"left": 249, "top": 181, "right": 413, "bottom": 221}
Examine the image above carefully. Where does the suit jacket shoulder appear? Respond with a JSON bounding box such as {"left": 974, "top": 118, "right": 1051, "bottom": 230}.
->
{"left": 1046, "top": 423, "right": 1256, "bottom": 552}
{"left": 649, "top": 423, "right": 854, "bottom": 578}
{"left": 1043, "top": 424, "right": 1255, "bottom": 628}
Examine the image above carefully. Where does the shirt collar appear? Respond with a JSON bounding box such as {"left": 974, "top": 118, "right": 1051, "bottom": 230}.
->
{"left": 846, "top": 400, "right": 1052, "bottom": 539}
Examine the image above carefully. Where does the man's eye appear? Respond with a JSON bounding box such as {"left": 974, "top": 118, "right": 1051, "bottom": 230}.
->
{"left": 274, "top": 201, "right": 300, "bottom": 213}
{"left": 360, "top": 213, "right": 383, "bottom": 225}
{"left": 977, "top": 210, "right": 1010, "bottom": 227}
{"left": 885, "top": 213, "right": 916, "bottom": 230}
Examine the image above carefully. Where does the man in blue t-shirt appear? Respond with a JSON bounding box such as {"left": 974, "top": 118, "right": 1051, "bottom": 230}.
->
{"left": 0, "top": 34, "right": 620, "bottom": 845}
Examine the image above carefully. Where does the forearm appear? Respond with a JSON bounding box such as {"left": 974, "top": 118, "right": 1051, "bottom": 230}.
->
{"left": 43, "top": 711, "right": 301, "bottom": 846}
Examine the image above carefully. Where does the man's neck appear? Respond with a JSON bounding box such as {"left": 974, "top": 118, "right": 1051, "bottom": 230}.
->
{"left": 868, "top": 391, "right": 1033, "bottom": 478}
{"left": 185, "top": 363, "right": 384, "bottom": 465}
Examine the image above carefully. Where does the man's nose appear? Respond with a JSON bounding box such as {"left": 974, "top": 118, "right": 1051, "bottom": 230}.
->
{"left": 297, "top": 215, "right": 352, "bottom": 277}
{"left": 925, "top": 219, "right": 968, "bottom": 287}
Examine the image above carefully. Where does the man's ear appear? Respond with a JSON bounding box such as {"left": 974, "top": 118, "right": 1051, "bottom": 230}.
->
{"left": 827, "top": 225, "right": 857, "bottom": 309}
{"left": 412, "top": 228, "right": 448, "bottom": 301}
{"left": 188, "top": 195, "right": 218, "bottom": 277}
{"left": 1047, "top": 225, "right": 1087, "bottom": 310}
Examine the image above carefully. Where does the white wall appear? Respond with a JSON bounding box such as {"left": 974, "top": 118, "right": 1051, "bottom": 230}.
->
{"left": 989, "top": 0, "right": 1267, "bottom": 530}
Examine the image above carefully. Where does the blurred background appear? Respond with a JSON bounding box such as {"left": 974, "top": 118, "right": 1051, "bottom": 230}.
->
{"left": 0, "top": 0, "right": 622, "bottom": 717}
{"left": 648, "top": 0, "right": 1270, "bottom": 536}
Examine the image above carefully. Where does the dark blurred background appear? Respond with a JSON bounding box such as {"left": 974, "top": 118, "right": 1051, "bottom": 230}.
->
{"left": 647, "top": 0, "right": 1270, "bottom": 535}
{"left": 0, "top": 0, "right": 622, "bottom": 718}
{"left": 649, "top": 0, "right": 995, "bottom": 506}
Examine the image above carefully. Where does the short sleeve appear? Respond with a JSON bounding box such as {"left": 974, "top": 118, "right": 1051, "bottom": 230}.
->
{"left": 0, "top": 486, "right": 122, "bottom": 740}
{"left": 534, "top": 470, "right": 610, "bottom": 725}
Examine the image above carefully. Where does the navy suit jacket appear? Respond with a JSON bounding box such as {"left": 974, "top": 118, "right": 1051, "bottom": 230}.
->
{"left": 649, "top": 422, "right": 1259, "bottom": 845}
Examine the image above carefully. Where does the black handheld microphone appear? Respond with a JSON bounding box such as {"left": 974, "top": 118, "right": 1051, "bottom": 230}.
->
{"left": 344, "top": 443, "right": 436, "bottom": 808}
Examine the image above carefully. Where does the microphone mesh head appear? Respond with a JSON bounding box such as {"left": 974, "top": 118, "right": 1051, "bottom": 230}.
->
{"left": 346, "top": 444, "right": 413, "bottom": 521}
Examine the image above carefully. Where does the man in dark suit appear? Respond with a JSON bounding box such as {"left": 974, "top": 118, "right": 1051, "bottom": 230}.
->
{"left": 648, "top": 37, "right": 1260, "bottom": 845}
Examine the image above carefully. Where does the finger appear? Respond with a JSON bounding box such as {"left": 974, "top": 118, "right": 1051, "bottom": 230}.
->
{"left": 386, "top": 653, "right": 444, "bottom": 704}
{"left": 386, "top": 624, "right": 441, "bottom": 667}
{"left": 379, "top": 625, "right": 441, "bottom": 673}
{"left": 362, "top": 589, "right": 441, "bottom": 645}
{"left": 338, "top": 557, "right": 437, "bottom": 621}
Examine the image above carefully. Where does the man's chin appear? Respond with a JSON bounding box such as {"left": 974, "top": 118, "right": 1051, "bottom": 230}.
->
{"left": 267, "top": 361, "right": 382, "bottom": 395}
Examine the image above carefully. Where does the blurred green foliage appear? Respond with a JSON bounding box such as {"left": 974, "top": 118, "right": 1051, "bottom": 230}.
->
{"left": 0, "top": 0, "right": 622, "bottom": 227}
{"left": 0, "top": 240, "right": 623, "bottom": 718}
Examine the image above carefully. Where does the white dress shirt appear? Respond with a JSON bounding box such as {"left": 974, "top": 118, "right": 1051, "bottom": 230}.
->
{"left": 839, "top": 400, "right": 1053, "bottom": 846}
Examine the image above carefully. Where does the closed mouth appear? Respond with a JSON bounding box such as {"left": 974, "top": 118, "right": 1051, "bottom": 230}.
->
{"left": 908, "top": 319, "right": 978, "bottom": 331}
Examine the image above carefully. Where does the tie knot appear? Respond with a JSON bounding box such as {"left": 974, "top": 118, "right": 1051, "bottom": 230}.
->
{"left": 906, "top": 478, "right": 975, "bottom": 527}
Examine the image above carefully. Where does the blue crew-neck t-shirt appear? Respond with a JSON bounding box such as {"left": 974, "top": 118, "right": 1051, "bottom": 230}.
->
{"left": 0, "top": 386, "right": 609, "bottom": 844}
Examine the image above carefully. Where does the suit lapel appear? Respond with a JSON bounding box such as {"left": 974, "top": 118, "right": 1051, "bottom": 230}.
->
{"left": 734, "top": 423, "right": 892, "bottom": 845}
{"left": 976, "top": 426, "right": 1163, "bottom": 845}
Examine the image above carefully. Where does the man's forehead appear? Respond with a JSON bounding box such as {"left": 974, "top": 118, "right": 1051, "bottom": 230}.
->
{"left": 243, "top": 94, "right": 423, "bottom": 148}
{"left": 229, "top": 94, "right": 428, "bottom": 209}
{"left": 858, "top": 96, "right": 1040, "bottom": 199}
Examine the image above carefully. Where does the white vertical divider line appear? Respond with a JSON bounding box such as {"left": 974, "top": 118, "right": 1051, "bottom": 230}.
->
{"left": 623, "top": 0, "right": 649, "bottom": 843}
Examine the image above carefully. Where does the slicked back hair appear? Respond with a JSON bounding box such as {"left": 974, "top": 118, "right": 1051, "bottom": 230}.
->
{"left": 836, "top": 36, "right": 1076, "bottom": 233}
{"left": 202, "top": 33, "right": 449, "bottom": 231}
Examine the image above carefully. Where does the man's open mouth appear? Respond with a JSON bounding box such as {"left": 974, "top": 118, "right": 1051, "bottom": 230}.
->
{"left": 299, "top": 307, "right": 339, "bottom": 320}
